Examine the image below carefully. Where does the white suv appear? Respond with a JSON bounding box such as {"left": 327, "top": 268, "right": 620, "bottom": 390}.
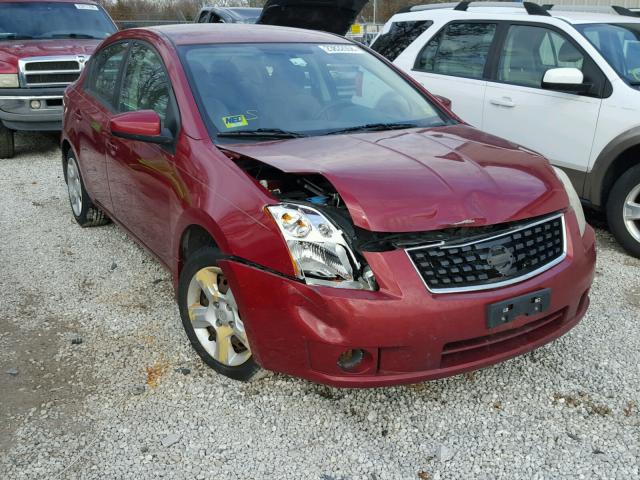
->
{"left": 372, "top": 1, "right": 640, "bottom": 257}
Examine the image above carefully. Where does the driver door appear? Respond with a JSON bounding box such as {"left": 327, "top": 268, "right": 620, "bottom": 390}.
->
{"left": 106, "top": 41, "right": 180, "bottom": 266}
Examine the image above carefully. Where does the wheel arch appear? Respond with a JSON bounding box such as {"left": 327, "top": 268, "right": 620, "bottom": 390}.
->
{"left": 61, "top": 138, "right": 73, "bottom": 182}
{"left": 587, "top": 127, "right": 640, "bottom": 208}
{"left": 174, "top": 210, "right": 231, "bottom": 280}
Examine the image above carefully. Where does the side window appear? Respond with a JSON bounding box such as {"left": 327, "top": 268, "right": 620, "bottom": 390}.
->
{"left": 498, "top": 25, "right": 584, "bottom": 88}
{"left": 118, "top": 43, "right": 170, "bottom": 125}
{"left": 371, "top": 20, "right": 433, "bottom": 62}
{"left": 415, "top": 22, "right": 497, "bottom": 79}
{"left": 87, "top": 42, "right": 128, "bottom": 107}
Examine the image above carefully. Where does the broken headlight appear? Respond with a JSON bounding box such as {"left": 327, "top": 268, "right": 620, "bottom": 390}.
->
{"left": 266, "top": 203, "right": 376, "bottom": 290}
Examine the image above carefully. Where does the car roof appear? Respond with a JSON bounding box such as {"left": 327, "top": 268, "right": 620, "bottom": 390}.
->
{"left": 148, "top": 23, "right": 350, "bottom": 46}
{"left": 391, "top": 3, "right": 640, "bottom": 26}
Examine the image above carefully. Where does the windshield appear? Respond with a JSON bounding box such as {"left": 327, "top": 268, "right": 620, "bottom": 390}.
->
{"left": 0, "top": 2, "right": 116, "bottom": 40}
{"left": 576, "top": 23, "right": 640, "bottom": 85}
{"left": 181, "top": 43, "right": 448, "bottom": 141}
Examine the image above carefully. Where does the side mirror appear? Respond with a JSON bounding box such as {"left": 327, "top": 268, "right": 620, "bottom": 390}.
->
{"left": 110, "top": 110, "right": 173, "bottom": 144}
{"left": 542, "top": 68, "right": 591, "bottom": 94}
{"left": 433, "top": 94, "right": 452, "bottom": 109}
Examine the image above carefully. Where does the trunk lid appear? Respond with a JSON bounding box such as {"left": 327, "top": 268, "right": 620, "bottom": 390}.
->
{"left": 257, "top": 0, "right": 369, "bottom": 36}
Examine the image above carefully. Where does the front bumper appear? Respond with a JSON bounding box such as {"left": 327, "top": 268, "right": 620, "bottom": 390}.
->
{"left": 0, "top": 87, "right": 65, "bottom": 131}
{"left": 220, "top": 212, "right": 596, "bottom": 388}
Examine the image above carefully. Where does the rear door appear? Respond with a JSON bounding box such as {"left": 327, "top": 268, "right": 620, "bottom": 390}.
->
{"left": 75, "top": 41, "right": 129, "bottom": 214}
{"left": 257, "top": 0, "right": 368, "bottom": 35}
{"left": 482, "top": 23, "right": 604, "bottom": 176}
{"left": 409, "top": 21, "right": 498, "bottom": 127}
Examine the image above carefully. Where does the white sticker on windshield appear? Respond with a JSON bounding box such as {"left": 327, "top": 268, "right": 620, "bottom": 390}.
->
{"left": 318, "top": 45, "right": 363, "bottom": 55}
{"left": 75, "top": 4, "right": 99, "bottom": 10}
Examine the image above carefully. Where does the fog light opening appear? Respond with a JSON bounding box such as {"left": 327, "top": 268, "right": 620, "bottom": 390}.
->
{"left": 30, "top": 100, "right": 42, "bottom": 110}
{"left": 337, "top": 349, "right": 365, "bottom": 372}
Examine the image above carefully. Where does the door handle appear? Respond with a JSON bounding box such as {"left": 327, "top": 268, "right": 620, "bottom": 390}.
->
{"left": 73, "top": 110, "right": 83, "bottom": 121}
{"left": 490, "top": 97, "right": 516, "bottom": 108}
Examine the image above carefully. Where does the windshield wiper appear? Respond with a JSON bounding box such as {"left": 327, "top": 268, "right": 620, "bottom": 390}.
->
{"left": 326, "top": 122, "right": 420, "bottom": 135}
{"left": 49, "top": 33, "right": 102, "bottom": 39}
{"left": 217, "top": 128, "right": 306, "bottom": 139}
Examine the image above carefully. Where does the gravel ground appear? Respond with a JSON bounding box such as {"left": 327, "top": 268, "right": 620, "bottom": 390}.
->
{"left": 1, "top": 132, "right": 639, "bottom": 480}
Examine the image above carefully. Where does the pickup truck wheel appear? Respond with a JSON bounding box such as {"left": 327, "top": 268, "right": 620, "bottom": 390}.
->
{"left": 0, "top": 124, "right": 15, "bottom": 159}
{"left": 607, "top": 164, "right": 640, "bottom": 257}
{"left": 65, "top": 152, "right": 109, "bottom": 227}
{"left": 178, "top": 247, "right": 263, "bottom": 382}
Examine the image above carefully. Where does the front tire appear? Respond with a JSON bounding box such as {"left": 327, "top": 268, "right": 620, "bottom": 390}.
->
{"left": 607, "top": 164, "right": 640, "bottom": 258}
{"left": 178, "top": 247, "right": 262, "bottom": 382}
{"left": 0, "top": 123, "right": 15, "bottom": 159}
{"left": 64, "top": 151, "right": 109, "bottom": 227}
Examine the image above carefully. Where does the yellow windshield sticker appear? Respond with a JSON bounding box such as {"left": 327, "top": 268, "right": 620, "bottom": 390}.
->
{"left": 222, "top": 115, "right": 249, "bottom": 129}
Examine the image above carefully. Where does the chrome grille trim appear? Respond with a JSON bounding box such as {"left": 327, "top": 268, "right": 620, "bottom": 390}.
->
{"left": 406, "top": 213, "right": 567, "bottom": 294}
{"left": 18, "top": 55, "right": 89, "bottom": 88}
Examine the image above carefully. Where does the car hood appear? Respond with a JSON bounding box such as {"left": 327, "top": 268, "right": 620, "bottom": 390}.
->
{"left": 257, "top": 0, "right": 369, "bottom": 35}
{"left": 224, "top": 125, "right": 568, "bottom": 233}
{"left": 0, "top": 39, "right": 99, "bottom": 72}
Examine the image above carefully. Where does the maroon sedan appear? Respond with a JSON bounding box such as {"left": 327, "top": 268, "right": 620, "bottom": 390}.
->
{"left": 61, "top": 24, "right": 596, "bottom": 387}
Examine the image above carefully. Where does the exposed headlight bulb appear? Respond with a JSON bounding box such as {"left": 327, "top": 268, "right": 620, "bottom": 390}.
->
{"left": 266, "top": 203, "right": 376, "bottom": 290}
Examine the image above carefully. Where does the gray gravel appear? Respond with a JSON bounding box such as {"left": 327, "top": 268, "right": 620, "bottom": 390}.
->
{"left": 1, "top": 132, "right": 639, "bottom": 479}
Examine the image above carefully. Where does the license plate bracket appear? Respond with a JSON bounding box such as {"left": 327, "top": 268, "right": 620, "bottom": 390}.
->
{"left": 486, "top": 288, "right": 551, "bottom": 329}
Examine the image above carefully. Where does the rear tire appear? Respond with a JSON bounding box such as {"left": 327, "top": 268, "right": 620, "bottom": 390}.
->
{"left": 64, "top": 151, "right": 109, "bottom": 227}
{"left": 178, "top": 247, "right": 262, "bottom": 382}
{"left": 0, "top": 123, "right": 15, "bottom": 159}
{"left": 607, "top": 164, "right": 640, "bottom": 258}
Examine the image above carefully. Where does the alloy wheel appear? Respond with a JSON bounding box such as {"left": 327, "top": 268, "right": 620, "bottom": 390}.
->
{"left": 186, "top": 266, "right": 252, "bottom": 367}
{"left": 66, "top": 156, "right": 83, "bottom": 217}
{"left": 623, "top": 183, "right": 640, "bottom": 243}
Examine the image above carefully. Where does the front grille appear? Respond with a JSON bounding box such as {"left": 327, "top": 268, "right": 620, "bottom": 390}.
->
{"left": 25, "top": 61, "right": 79, "bottom": 72}
{"left": 25, "top": 73, "right": 80, "bottom": 85}
{"left": 407, "top": 214, "right": 566, "bottom": 293}
{"left": 20, "top": 56, "right": 86, "bottom": 88}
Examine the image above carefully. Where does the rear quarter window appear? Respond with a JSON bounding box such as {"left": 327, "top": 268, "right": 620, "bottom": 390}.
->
{"left": 371, "top": 20, "right": 433, "bottom": 62}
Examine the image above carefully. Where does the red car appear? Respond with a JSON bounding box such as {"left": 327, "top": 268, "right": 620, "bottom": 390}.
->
{"left": 61, "top": 21, "right": 596, "bottom": 387}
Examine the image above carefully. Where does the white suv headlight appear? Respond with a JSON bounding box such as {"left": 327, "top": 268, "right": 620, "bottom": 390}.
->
{"left": 266, "top": 203, "right": 376, "bottom": 290}
{"left": 553, "top": 167, "right": 586, "bottom": 236}
{"left": 0, "top": 74, "right": 19, "bottom": 88}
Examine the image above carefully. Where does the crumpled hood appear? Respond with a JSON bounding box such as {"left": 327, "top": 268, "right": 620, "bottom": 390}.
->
{"left": 225, "top": 125, "right": 568, "bottom": 233}
{"left": 0, "top": 40, "right": 100, "bottom": 73}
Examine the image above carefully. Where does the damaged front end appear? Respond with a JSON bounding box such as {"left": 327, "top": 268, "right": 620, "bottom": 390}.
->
{"left": 230, "top": 155, "right": 568, "bottom": 295}
{"left": 234, "top": 158, "right": 377, "bottom": 290}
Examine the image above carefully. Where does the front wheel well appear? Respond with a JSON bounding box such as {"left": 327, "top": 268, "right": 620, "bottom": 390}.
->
{"left": 179, "top": 225, "right": 219, "bottom": 273}
{"left": 602, "top": 144, "right": 640, "bottom": 207}
{"left": 61, "top": 140, "right": 72, "bottom": 182}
